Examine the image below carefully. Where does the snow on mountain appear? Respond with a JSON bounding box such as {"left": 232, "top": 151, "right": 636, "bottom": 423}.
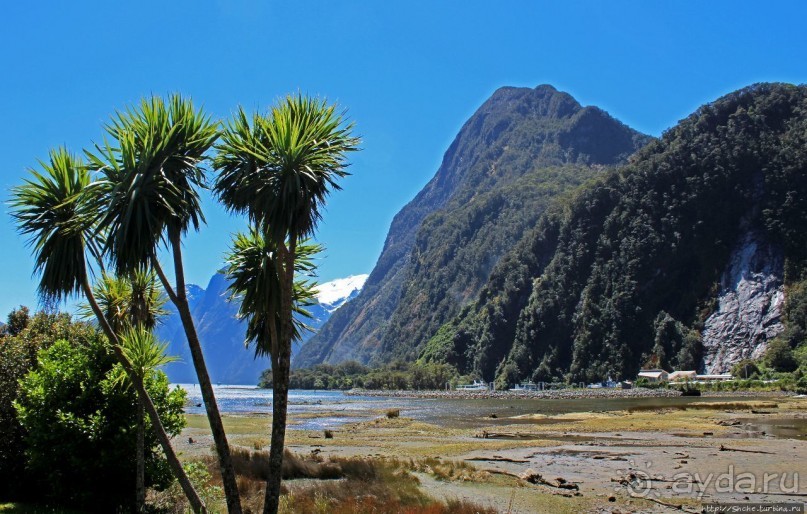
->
{"left": 159, "top": 272, "right": 368, "bottom": 384}
{"left": 315, "top": 274, "right": 369, "bottom": 311}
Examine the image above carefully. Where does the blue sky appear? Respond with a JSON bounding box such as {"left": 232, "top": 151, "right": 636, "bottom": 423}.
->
{"left": 1, "top": 1, "right": 806, "bottom": 316}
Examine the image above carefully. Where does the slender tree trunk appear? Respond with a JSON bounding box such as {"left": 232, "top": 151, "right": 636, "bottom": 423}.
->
{"left": 80, "top": 278, "right": 206, "bottom": 513}
{"left": 263, "top": 238, "right": 296, "bottom": 514}
{"left": 136, "top": 402, "right": 146, "bottom": 513}
{"left": 164, "top": 228, "right": 243, "bottom": 514}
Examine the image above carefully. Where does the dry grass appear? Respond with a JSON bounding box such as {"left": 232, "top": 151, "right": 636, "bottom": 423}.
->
{"left": 163, "top": 448, "right": 496, "bottom": 514}
{"left": 627, "top": 401, "right": 779, "bottom": 413}
{"left": 389, "top": 456, "right": 489, "bottom": 482}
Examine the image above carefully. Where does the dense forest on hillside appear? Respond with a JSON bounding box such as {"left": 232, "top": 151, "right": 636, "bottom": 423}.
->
{"left": 423, "top": 83, "right": 807, "bottom": 385}
{"left": 297, "top": 85, "right": 650, "bottom": 367}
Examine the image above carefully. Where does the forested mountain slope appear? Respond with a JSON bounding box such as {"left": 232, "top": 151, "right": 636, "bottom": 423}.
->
{"left": 296, "top": 85, "right": 650, "bottom": 367}
{"left": 423, "top": 83, "right": 807, "bottom": 384}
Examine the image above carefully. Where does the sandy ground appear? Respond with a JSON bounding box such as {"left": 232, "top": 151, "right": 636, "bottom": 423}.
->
{"left": 178, "top": 395, "right": 807, "bottom": 513}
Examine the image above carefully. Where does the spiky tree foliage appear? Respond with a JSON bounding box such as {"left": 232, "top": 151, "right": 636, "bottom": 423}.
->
{"left": 213, "top": 94, "right": 359, "bottom": 514}
{"left": 225, "top": 229, "right": 319, "bottom": 358}
{"left": 10, "top": 148, "right": 100, "bottom": 301}
{"left": 88, "top": 95, "right": 217, "bottom": 273}
{"left": 10, "top": 148, "right": 206, "bottom": 512}
{"left": 87, "top": 94, "right": 242, "bottom": 514}
{"left": 213, "top": 96, "right": 358, "bottom": 242}
{"left": 79, "top": 270, "right": 167, "bottom": 335}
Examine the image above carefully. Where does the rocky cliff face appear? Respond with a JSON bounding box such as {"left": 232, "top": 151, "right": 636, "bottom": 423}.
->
{"left": 701, "top": 229, "right": 785, "bottom": 373}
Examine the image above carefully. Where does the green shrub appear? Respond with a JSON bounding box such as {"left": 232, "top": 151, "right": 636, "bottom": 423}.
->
{"left": 14, "top": 336, "right": 186, "bottom": 511}
{"left": 731, "top": 359, "right": 761, "bottom": 379}
{"left": 0, "top": 309, "right": 98, "bottom": 500}
{"left": 765, "top": 339, "right": 798, "bottom": 372}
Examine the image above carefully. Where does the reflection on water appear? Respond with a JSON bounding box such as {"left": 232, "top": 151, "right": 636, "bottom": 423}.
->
{"left": 735, "top": 417, "right": 807, "bottom": 440}
{"left": 175, "top": 384, "right": 805, "bottom": 436}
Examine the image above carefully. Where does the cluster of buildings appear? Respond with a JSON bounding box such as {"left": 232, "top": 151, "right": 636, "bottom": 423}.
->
{"left": 637, "top": 369, "right": 733, "bottom": 383}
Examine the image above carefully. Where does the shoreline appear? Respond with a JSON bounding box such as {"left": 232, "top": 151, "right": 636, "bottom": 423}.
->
{"left": 342, "top": 387, "right": 795, "bottom": 400}
{"left": 180, "top": 393, "right": 807, "bottom": 513}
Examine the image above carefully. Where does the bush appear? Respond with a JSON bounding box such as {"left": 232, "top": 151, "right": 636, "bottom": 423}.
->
{"left": 731, "top": 359, "right": 761, "bottom": 379}
{"left": 765, "top": 339, "right": 798, "bottom": 372}
{"left": 15, "top": 336, "right": 186, "bottom": 511}
{"left": 0, "top": 309, "right": 98, "bottom": 499}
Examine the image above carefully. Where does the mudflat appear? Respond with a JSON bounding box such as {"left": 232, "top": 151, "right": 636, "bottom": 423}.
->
{"left": 179, "top": 393, "right": 807, "bottom": 513}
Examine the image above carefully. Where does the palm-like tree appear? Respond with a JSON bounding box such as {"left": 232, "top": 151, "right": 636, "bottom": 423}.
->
{"left": 10, "top": 148, "right": 206, "bottom": 512}
{"left": 225, "top": 229, "right": 319, "bottom": 359}
{"left": 81, "top": 270, "right": 170, "bottom": 513}
{"left": 79, "top": 269, "right": 167, "bottom": 334}
{"left": 115, "top": 327, "right": 178, "bottom": 514}
{"left": 213, "top": 95, "right": 359, "bottom": 514}
{"left": 87, "top": 95, "right": 243, "bottom": 514}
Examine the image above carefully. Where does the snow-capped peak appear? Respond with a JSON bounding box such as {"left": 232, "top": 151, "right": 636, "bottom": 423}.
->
{"left": 315, "top": 274, "right": 368, "bottom": 306}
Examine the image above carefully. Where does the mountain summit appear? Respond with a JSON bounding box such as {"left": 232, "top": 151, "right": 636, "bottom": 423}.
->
{"left": 295, "top": 85, "right": 651, "bottom": 367}
{"left": 426, "top": 83, "right": 807, "bottom": 383}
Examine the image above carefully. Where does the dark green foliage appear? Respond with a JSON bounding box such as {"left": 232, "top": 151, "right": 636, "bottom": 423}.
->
{"left": 764, "top": 339, "right": 798, "bottom": 372}
{"left": 649, "top": 312, "right": 703, "bottom": 371}
{"left": 378, "top": 165, "right": 601, "bottom": 363}
{"left": 432, "top": 83, "right": 807, "bottom": 384}
{"left": 4, "top": 306, "right": 30, "bottom": 336}
{"left": 14, "top": 332, "right": 186, "bottom": 511}
{"left": 781, "top": 279, "right": 807, "bottom": 346}
{"left": 261, "top": 360, "right": 459, "bottom": 391}
{"left": 297, "top": 85, "right": 650, "bottom": 368}
{"left": 0, "top": 309, "right": 98, "bottom": 499}
{"left": 731, "top": 359, "right": 761, "bottom": 379}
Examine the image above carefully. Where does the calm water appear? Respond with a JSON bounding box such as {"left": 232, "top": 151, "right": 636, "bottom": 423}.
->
{"left": 175, "top": 384, "right": 807, "bottom": 437}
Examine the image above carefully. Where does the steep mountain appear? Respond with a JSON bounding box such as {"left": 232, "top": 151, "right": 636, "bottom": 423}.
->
{"left": 158, "top": 274, "right": 367, "bottom": 384}
{"left": 296, "top": 85, "right": 651, "bottom": 367}
{"left": 424, "top": 83, "right": 807, "bottom": 383}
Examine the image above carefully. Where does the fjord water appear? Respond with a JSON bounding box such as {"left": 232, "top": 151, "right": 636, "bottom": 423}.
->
{"left": 176, "top": 384, "right": 805, "bottom": 438}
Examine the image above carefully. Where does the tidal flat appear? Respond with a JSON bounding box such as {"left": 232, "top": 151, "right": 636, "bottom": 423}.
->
{"left": 178, "top": 391, "right": 807, "bottom": 513}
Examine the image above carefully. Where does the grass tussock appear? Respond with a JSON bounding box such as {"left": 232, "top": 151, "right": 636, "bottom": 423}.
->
{"left": 389, "top": 456, "right": 489, "bottom": 482}
{"left": 150, "top": 448, "right": 495, "bottom": 514}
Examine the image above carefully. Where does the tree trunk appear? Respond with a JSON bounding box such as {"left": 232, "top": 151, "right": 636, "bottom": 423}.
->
{"left": 263, "top": 238, "right": 296, "bottom": 514}
{"left": 263, "top": 348, "right": 290, "bottom": 514}
{"left": 136, "top": 401, "right": 146, "bottom": 513}
{"left": 80, "top": 278, "right": 206, "bottom": 513}
{"left": 165, "top": 228, "right": 243, "bottom": 514}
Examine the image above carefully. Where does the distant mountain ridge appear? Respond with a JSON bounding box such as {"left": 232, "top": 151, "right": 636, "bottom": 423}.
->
{"left": 424, "top": 83, "right": 807, "bottom": 384}
{"left": 297, "top": 83, "right": 807, "bottom": 385}
{"left": 158, "top": 274, "right": 367, "bottom": 384}
{"left": 295, "top": 84, "right": 651, "bottom": 367}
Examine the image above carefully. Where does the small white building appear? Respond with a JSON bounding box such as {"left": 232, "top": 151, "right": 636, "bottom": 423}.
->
{"left": 694, "top": 373, "right": 733, "bottom": 381}
{"left": 638, "top": 369, "right": 669, "bottom": 383}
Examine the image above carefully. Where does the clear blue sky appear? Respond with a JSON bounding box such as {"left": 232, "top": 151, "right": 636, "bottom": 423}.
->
{"left": 2, "top": 1, "right": 806, "bottom": 317}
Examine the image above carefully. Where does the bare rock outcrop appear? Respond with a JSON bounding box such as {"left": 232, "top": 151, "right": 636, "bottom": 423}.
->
{"left": 701, "top": 230, "right": 785, "bottom": 373}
